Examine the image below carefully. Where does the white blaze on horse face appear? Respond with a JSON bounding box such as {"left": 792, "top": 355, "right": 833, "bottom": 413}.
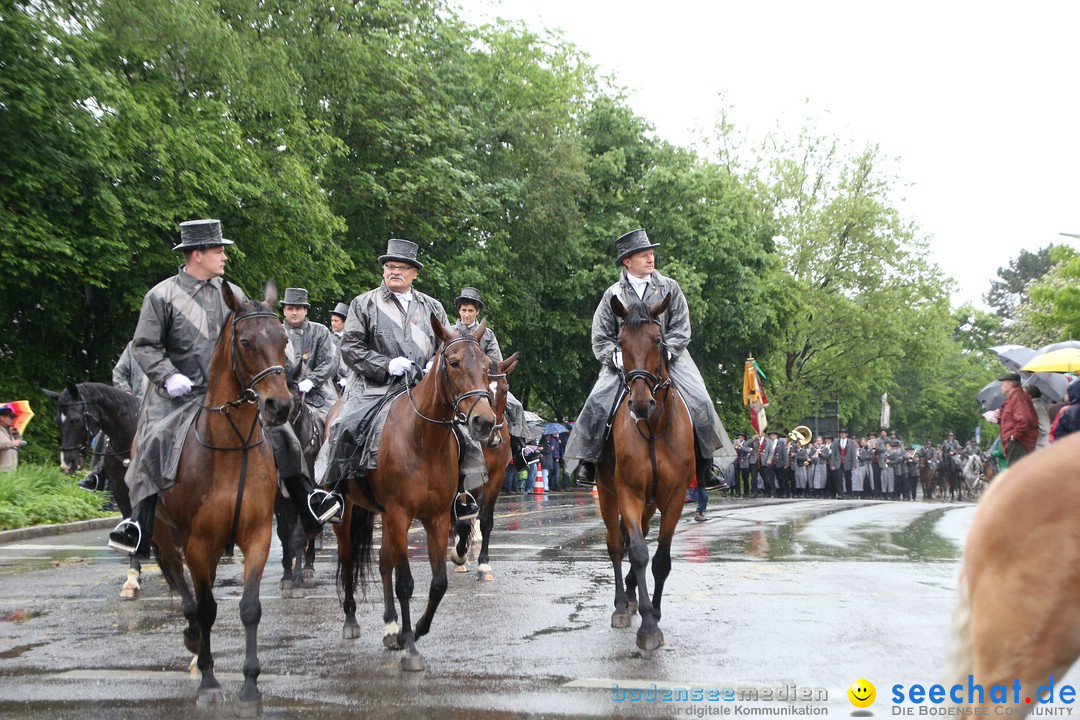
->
{"left": 489, "top": 380, "right": 497, "bottom": 397}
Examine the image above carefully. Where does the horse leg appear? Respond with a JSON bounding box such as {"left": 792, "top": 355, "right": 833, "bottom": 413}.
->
{"left": 413, "top": 514, "right": 451, "bottom": 642}
{"left": 649, "top": 505, "right": 678, "bottom": 629}
{"left": 282, "top": 517, "right": 307, "bottom": 598}
{"left": 274, "top": 495, "right": 294, "bottom": 591}
{"left": 235, "top": 530, "right": 270, "bottom": 719}
{"left": 379, "top": 514, "right": 406, "bottom": 650}
{"left": 187, "top": 553, "right": 223, "bottom": 708}
{"left": 599, "top": 486, "right": 632, "bottom": 628}
{"left": 622, "top": 501, "right": 662, "bottom": 651}
{"left": 449, "top": 507, "right": 470, "bottom": 569}
{"left": 382, "top": 513, "right": 421, "bottom": 670}
{"left": 156, "top": 538, "right": 200, "bottom": 656}
{"left": 302, "top": 537, "right": 316, "bottom": 583}
{"left": 335, "top": 510, "right": 362, "bottom": 640}
{"left": 120, "top": 556, "right": 142, "bottom": 599}
{"left": 475, "top": 500, "right": 495, "bottom": 581}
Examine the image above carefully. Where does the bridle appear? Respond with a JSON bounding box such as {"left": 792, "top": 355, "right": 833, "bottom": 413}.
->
{"left": 408, "top": 333, "right": 492, "bottom": 427}
{"left": 58, "top": 400, "right": 130, "bottom": 458}
{"left": 620, "top": 318, "right": 673, "bottom": 398}
{"left": 228, "top": 310, "right": 286, "bottom": 405}
{"left": 484, "top": 359, "right": 507, "bottom": 445}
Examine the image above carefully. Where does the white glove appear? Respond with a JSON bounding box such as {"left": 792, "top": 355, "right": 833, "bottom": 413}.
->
{"left": 165, "top": 373, "right": 193, "bottom": 398}
{"left": 337, "top": 377, "right": 347, "bottom": 389}
{"left": 423, "top": 359, "right": 433, "bottom": 374}
{"left": 612, "top": 349, "right": 623, "bottom": 370}
{"left": 388, "top": 357, "right": 412, "bottom": 377}
{"left": 297, "top": 379, "right": 314, "bottom": 394}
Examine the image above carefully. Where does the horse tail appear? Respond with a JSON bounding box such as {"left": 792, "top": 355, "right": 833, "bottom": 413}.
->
{"left": 944, "top": 565, "right": 974, "bottom": 688}
{"left": 337, "top": 503, "right": 375, "bottom": 599}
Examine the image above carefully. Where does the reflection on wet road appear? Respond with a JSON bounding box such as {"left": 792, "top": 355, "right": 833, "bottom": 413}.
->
{"left": 0, "top": 493, "right": 1027, "bottom": 719}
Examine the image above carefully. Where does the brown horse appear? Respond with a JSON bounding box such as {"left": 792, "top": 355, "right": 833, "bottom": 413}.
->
{"left": 274, "top": 389, "right": 322, "bottom": 598}
{"left": 449, "top": 352, "right": 520, "bottom": 580}
{"left": 335, "top": 318, "right": 497, "bottom": 670}
{"left": 152, "top": 282, "right": 290, "bottom": 717}
{"left": 946, "top": 434, "right": 1080, "bottom": 716}
{"left": 918, "top": 455, "right": 937, "bottom": 501}
{"left": 600, "top": 295, "right": 695, "bottom": 651}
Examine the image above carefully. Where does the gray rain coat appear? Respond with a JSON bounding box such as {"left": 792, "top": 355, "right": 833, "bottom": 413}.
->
{"left": 563, "top": 269, "right": 736, "bottom": 475}
{"left": 284, "top": 318, "right": 339, "bottom": 423}
{"left": 125, "top": 269, "right": 244, "bottom": 507}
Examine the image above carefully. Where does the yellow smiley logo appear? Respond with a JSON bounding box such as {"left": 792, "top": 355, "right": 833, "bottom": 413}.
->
{"left": 848, "top": 678, "right": 876, "bottom": 709}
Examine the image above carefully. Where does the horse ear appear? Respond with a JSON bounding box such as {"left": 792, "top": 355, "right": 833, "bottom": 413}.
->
{"left": 431, "top": 314, "right": 453, "bottom": 345}
{"left": 651, "top": 293, "right": 672, "bottom": 318}
{"left": 67, "top": 382, "right": 80, "bottom": 400}
{"left": 501, "top": 351, "right": 520, "bottom": 376}
{"left": 41, "top": 388, "right": 61, "bottom": 401}
{"left": 472, "top": 317, "right": 488, "bottom": 343}
{"left": 222, "top": 280, "right": 243, "bottom": 314}
{"left": 610, "top": 295, "right": 627, "bottom": 318}
{"left": 263, "top": 280, "right": 278, "bottom": 311}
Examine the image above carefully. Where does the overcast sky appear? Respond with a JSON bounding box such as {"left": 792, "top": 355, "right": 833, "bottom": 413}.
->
{"left": 457, "top": 0, "right": 1080, "bottom": 309}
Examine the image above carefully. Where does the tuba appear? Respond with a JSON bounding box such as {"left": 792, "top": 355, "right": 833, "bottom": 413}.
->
{"left": 788, "top": 425, "right": 812, "bottom": 448}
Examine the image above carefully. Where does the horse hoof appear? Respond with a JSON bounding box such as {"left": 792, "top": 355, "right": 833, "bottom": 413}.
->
{"left": 400, "top": 652, "right": 425, "bottom": 672}
{"left": 302, "top": 568, "right": 315, "bottom": 583}
{"left": 453, "top": 562, "right": 469, "bottom": 574}
{"left": 448, "top": 548, "right": 467, "bottom": 566}
{"left": 119, "top": 586, "right": 139, "bottom": 600}
{"left": 341, "top": 621, "right": 362, "bottom": 643}
{"left": 636, "top": 629, "right": 664, "bottom": 651}
{"left": 611, "top": 611, "right": 632, "bottom": 629}
{"left": 383, "top": 632, "right": 401, "bottom": 650}
{"left": 279, "top": 578, "right": 293, "bottom": 591}
{"left": 476, "top": 563, "right": 493, "bottom": 582}
{"left": 197, "top": 687, "right": 225, "bottom": 708}
{"left": 233, "top": 697, "right": 262, "bottom": 718}
{"left": 282, "top": 586, "right": 306, "bottom": 599}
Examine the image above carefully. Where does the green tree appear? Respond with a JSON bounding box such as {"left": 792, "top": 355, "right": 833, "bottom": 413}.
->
{"left": 984, "top": 246, "right": 1056, "bottom": 321}
{"left": 1011, "top": 245, "right": 1080, "bottom": 344}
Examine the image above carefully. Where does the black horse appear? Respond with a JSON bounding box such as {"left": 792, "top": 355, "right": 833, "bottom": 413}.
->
{"left": 42, "top": 382, "right": 143, "bottom": 597}
{"left": 935, "top": 450, "right": 963, "bottom": 502}
{"left": 274, "top": 388, "right": 323, "bottom": 598}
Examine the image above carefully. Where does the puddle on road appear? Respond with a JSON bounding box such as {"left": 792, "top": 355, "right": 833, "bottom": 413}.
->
{"left": 701, "top": 505, "right": 960, "bottom": 562}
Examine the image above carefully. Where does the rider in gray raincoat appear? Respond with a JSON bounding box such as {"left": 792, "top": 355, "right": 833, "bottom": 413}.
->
{"left": 280, "top": 287, "right": 340, "bottom": 425}
{"left": 108, "top": 220, "right": 342, "bottom": 558}
{"left": 563, "top": 228, "right": 736, "bottom": 487}
{"left": 320, "top": 239, "right": 485, "bottom": 524}
{"left": 452, "top": 286, "right": 528, "bottom": 444}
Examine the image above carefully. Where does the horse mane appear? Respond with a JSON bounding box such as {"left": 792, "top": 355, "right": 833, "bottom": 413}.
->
{"left": 621, "top": 298, "right": 655, "bottom": 330}
{"left": 74, "top": 382, "right": 139, "bottom": 421}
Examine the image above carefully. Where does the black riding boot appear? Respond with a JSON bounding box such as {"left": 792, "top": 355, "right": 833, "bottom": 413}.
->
{"left": 108, "top": 494, "right": 157, "bottom": 558}
{"left": 575, "top": 461, "right": 596, "bottom": 487}
{"left": 281, "top": 473, "right": 343, "bottom": 537}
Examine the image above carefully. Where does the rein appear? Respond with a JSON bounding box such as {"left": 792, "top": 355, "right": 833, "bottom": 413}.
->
{"left": 58, "top": 400, "right": 132, "bottom": 458}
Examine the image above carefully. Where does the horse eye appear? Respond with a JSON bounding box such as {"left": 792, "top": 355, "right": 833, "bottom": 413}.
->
{"left": 240, "top": 338, "right": 251, "bottom": 349}
{"left": 449, "top": 359, "right": 460, "bottom": 368}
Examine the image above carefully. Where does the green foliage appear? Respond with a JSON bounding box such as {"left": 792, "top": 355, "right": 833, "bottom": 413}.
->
{"left": 1015, "top": 245, "right": 1080, "bottom": 343}
{"left": 0, "top": 464, "right": 114, "bottom": 530}
{"left": 985, "top": 246, "right": 1056, "bottom": 321}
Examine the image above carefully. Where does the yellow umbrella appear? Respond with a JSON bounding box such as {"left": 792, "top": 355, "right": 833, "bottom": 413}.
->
{"left": 1020, "top": 347, "right": 1080, "bottom": 374}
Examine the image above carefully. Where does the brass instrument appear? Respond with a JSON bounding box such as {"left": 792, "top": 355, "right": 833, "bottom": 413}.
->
{"left": 788, "top": 425, "right": 813, "bottom": 448}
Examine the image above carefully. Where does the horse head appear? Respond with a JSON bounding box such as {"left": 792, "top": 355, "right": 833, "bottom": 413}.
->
{"left": 431, "top": 315, "right": 496, "bottom": 442}
{"left": 42, "top": 383, "right": 94, "bottom": 474}
{"left": 484, "top": 351, "right": 520, "bottom": 449}
{"left": 222, "top": 281, "right": 291, "bottom": 427}
{"left": 611, "top": 293, "right": 672, "bottom": 422}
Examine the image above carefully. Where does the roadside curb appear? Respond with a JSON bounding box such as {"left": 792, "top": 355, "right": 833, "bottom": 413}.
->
{"left": 0, "top": 516, "right": 122, "bottom": 545}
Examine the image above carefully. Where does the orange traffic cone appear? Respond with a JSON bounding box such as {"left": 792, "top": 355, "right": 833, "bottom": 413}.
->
{"left": 533, "top": 460, "right": 544, "bottom": 494}
{"left": 591, "top": 482, "right": 598, "bottom": 496}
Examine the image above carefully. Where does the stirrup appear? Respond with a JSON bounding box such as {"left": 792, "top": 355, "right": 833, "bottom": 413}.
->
{"left": 454, "top": 491, "right": 479, "bottom": 523}
{"left": 107, "top": 519, "right": 140, "bottom": 555}
{"left": 309, "top": 489, "right": 343, "bottom": 524}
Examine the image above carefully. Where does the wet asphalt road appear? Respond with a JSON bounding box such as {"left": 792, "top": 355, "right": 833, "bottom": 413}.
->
{"left": 0, "top": 491, "right": 1059, "bottom": 719}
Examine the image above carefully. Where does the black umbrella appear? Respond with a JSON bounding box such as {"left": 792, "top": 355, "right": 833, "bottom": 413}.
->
{"left": 988, "top": 344, "right": 1036, "bottom": 372}
{"left": 1023, "top": 372, "right": 1071, "bottom": 403}
{"left": 977, "top": 380, "right": 1004, "bottom": 411}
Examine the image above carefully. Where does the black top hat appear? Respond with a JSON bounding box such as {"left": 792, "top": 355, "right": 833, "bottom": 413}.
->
{"left": 173, "top": 219, "right": 235, "bottom": 251}
{"left": 767, "top": 429, "right": 779, "bottom": 436}
{"left": 736, "top": 432, "right": 747, "bottom": 439}
{"left": 947, "top": 431, "right": 955, "bottom": 436}
{"left": 839, "top": 427, "right": 850, "bottom": 434}
{"left": 280, "top": 288, "right": 310, "bottom": 307}
{"left": 998, "top": 372, "right": 1022, "bottom": 383}
{"left": 868, "top": 431, "right": 878, "bottom": 436}
{"left": 614, "top": 228, "right": 660, "bottom": 267}
{"left": 331, "top": 302, "right": 349, "bottom": 319}
{"left": 378, "top": 238, "right": 423, "bottom": 270}
{"left": 0, "top": 407, "right": 15, "bottom": 418}
{"left": 454, "top": 287, "right": 485, "bottom": 310}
